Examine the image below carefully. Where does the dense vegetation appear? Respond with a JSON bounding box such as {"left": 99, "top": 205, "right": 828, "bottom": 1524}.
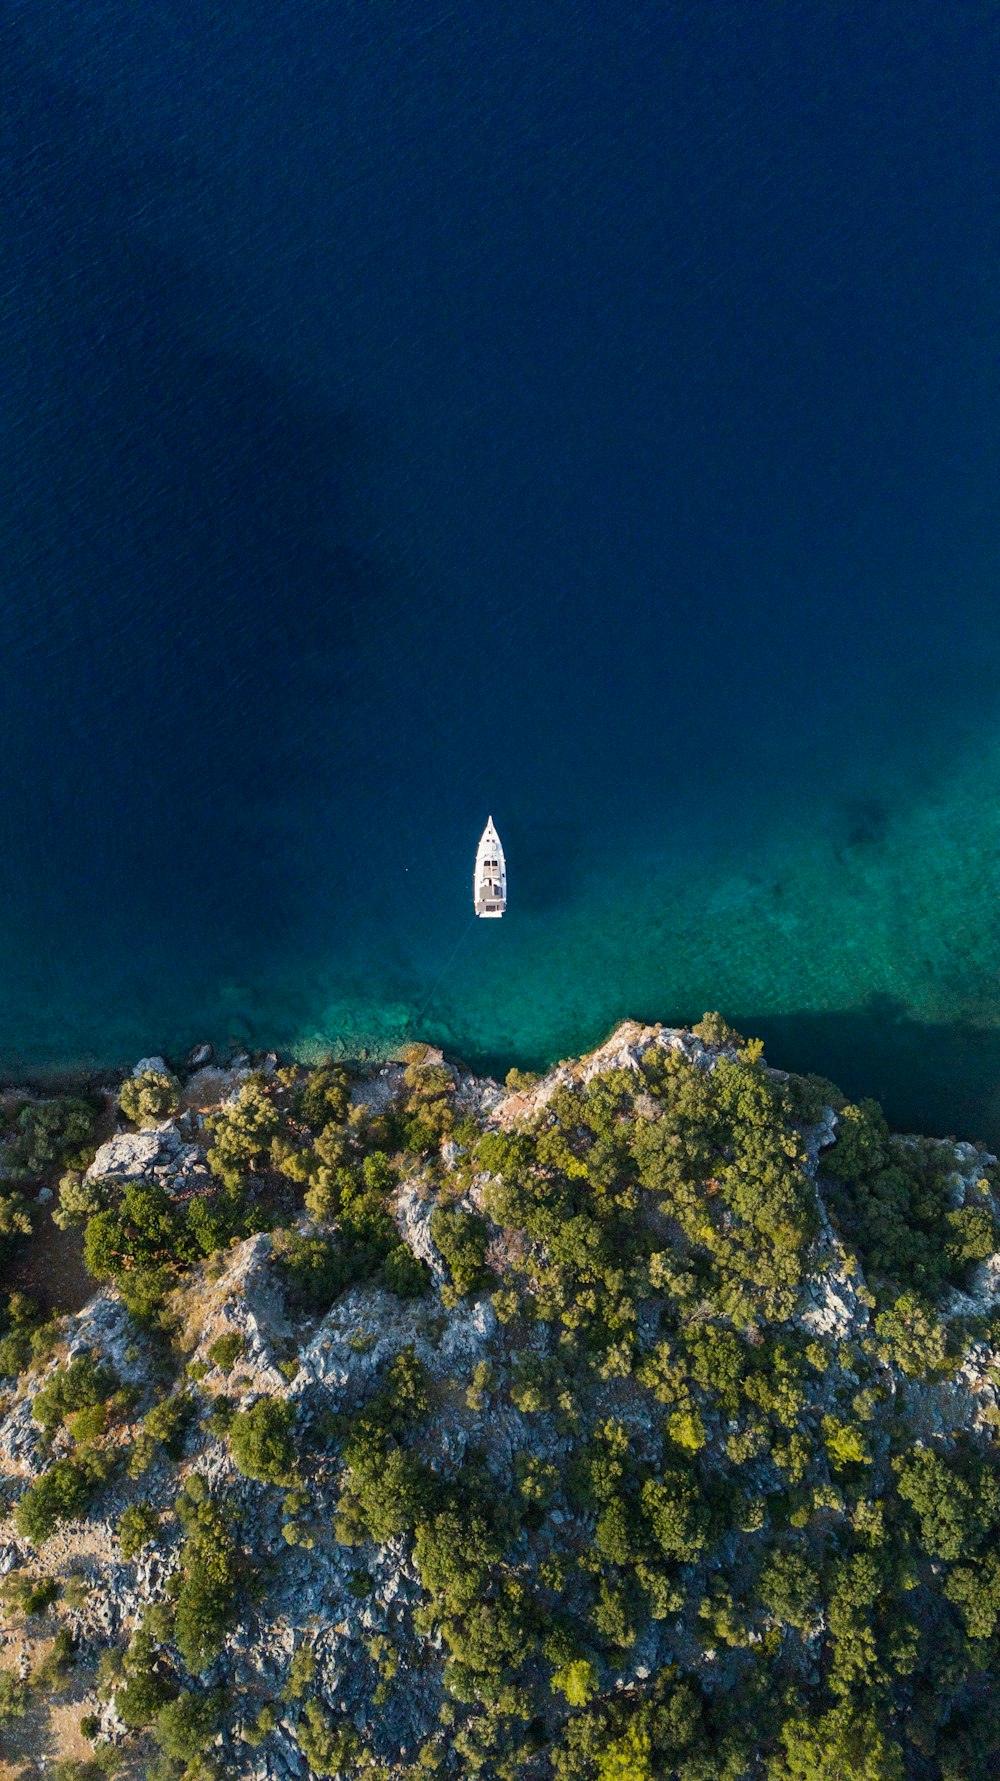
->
{"left": 2, "top": 1022, "right": 1000, "bottom": 1780}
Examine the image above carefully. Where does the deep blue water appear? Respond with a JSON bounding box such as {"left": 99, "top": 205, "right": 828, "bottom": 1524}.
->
{"left": 4, "top": 2, "right": 1000, "bottom": 1138}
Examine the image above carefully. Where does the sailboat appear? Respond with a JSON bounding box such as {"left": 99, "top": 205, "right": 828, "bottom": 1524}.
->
{"left": 474, "top": 817, "right": 507, "bottom": 918}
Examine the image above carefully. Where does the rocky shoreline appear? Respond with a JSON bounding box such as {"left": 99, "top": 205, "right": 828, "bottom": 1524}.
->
{"left": 3, "top": 1021, "right": 1000, "bottom": 1779}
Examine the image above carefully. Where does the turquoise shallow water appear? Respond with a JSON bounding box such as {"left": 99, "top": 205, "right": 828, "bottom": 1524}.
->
{"left": 287, "top": 722, "right": 1000, "bottom": 1142}
{"left": 3, "top": 2, "right": 1000, "bottom": 1141}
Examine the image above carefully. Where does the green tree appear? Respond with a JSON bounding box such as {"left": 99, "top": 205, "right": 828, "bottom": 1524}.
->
{"left": 207, "top": 1331, "right": 245, "bottom": 1372}
{"left": 595, "top": 1719, "right": 654, "bottom": 1781}
{"left": 32, "top": 1354, "right": 118, "bottom": 1433}
{"left": 84, "top": 1180, "right": 191, "bottom": 1286}
{"left": 298, "top": 1065, "right": 351, "bottom": 1130}
{"left": 15, "top": 1457, "right": 100, "bottom": 1543}
{"left": 383, "top": 1244, "right": 431, "bottom": 1298}
{"left": 52, "top": 1169, "right": 109, "bottom": 1231}
{"left": 144, "top": 1391, "right": 197, "bottom": 1459}
{"left": 173, "top": 1477, "right": 237, "bottom": 1672}
{"left": 824, "top": 1099, "right": 891, "bottom": 1180}
{"left": 895, "top": 1447, "right": 994, "bottom": 1562}
{"left": 4, "top": 1097, "right": 98, "bottom": 1179}
{"left": 430, "top": 1205, "right": 489, "bottom": 1297}
{"left": 874, "top": 1294, "right": 950, "bottom": 1378}
{"left": 641, "top": 1473, "right": 707, "bottom": 1562}
{"left": 551, "top": 1657, "right": 598, "bottom": 1706}
{"left": 0, "top": 1570, "right": 60, "bottom": 1616}
{"left": 229, "top": 1396, "right": 297, "bottom": 1485}
{"left": 118, "top": 1070, "right": 180, "bottom": 1128}
{"left": 945, "top": 1203, "right": 998, "bottom": 1266}
{"left": 759, "top": 1549, "right": 819, "bottom": 1629}
{"left": 0, "top": 1671, "right": 30, "bottom": 1726}
{"left": 118, "top": 1502, "right": 160, "bottom": 1561}
{"left": 770, "top": 1703, "right": 904, "bottom": 1781}
{"left": 295, "top": 1699, "right": 358, "bottom": 1776}
{"left": 154, "top": 1687, "right": 226, "bottom": 1760}
{"left": 206, "top": 1079, "right": 279, "bottom": 1189}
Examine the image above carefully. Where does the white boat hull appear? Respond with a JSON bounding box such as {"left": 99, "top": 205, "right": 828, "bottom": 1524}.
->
{"left": 474, "top": 817, "right": 506, "bottom": 917}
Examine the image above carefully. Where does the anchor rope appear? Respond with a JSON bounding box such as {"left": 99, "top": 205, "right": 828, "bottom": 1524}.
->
{"left": 409, "top": 915, "right": 478, "bottom": 1036}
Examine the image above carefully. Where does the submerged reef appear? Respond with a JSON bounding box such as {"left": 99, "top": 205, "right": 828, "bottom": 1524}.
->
{"left": 2, "top": 1019, "right": 1000, "bottom": 1779}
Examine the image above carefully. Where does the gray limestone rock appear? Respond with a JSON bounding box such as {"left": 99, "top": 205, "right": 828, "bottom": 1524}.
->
{"left": 86, "top": 1130, "right": 163, "bottom": 1184}
{"left": 86, "top": 1123, "right": 212, "bottom": 1196}
{"left": 392, "top": 1177, "right": 446, "bottom": 1284}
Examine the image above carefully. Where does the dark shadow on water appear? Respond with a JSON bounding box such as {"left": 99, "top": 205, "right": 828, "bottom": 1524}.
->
{"left": 0, "top": 22, "right": 397, "bottom": 1036}
{"left": 838, "top": 796, "right": 891, "bottom": 854}
{"left": 734, "top": 999, "right": 1000, "bottom": 1149}
{"left": 447, "top": 996, "right": 1000, "bottom": 1152}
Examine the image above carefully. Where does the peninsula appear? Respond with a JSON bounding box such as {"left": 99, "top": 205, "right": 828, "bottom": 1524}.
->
{"left": 1, "top": 1018, "right": 999, "bottom": 1781}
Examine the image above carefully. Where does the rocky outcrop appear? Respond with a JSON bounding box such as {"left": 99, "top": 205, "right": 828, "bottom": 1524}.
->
{"left": 4, "top": 1024, "right": 1000, "bottom": 1779}
{"left": 181, "top": 1233, "right": 294, "bottom": 1395}
{"left": 86, "top": 1124, "right": 213, "bottom": 1198}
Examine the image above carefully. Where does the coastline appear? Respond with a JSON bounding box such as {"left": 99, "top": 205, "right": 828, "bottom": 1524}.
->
{"left": 3, "top": 1013, "right": 1000, "bottom": 1776}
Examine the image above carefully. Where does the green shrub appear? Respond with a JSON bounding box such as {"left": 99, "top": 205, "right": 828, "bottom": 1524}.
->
{"left": 153, "top": 1686, "right": 226, "bottom": 1759}
{"left": 0, "top": 1187, "right": 33, "bottom": 1244}
{"left": 335, "top": 1351, "right": 433, "bottom": 1545}
{"left": 295, "top": 1698, "right": 358, "bottom": 1776}
{"left": 0, "top": 1670, "right": 30, "bottom": 1725}
{"left": 0, "top": 1569, "right": 60, "bottom": 1615}
{"left": 243, "top": 1701, "right": 278, "bottom": 1747}
{"left": 115, "top": 1663, "right": 172, "bottom": 1728}
{"left": 118, "top": 1502, "right": 160, "bottom": 1561}
{"left": 53, "top": 1169, "right": 110, "bottom": 1231}
{"left": 505, "top": 1067, "right": 541, "bottom": 1092}
{"left": 430, "top": 1206, "right": 489, "bottom": 1297}
{"left": 173, "top": 1476, "right": 237, "bottom": 1672}
{"left": 15, "top": 1456, "right": 102, "bottom": 1543}
{"left": 691, "top": 1011, "right": 744, "bottom": 1048}
{"left": 66, "top": 1403, "right": 109, "bottom": 1443}
{"left": 298, "top": 1065, "right": 351, "bottom": 1130}
{"left": 401, "top": 1059, "right": 456, "bottom": 1152}
{"left": 4, "top": 1096, "right": 98, "bottom": 1180}
{"left": 279, "top": 1156, "right": 402, "bottom": 1308}
{"left": 282, "top": 1644, "right": 316, "bottom": 1702}
{"left": 229, "top": 1396, "right": 296, "bottom": 1485}
{"left": 336, "top": 1440, "right": 430, "bottom": 1546}
{"left": 62, "top": 1573, "right": 92, "bottom": 1613}
{"left": 32, "top": 1354, "right": 118, "bottom": 1433}
{"left": 414, "top": 1506, "right": 503, "bottom": 1606}
{"left": 274, "top": 1230, "right": 345, "bottom": 1310}
{"left": 144, "top": 1391, "right": 197, "bottom": 1459}
{"left": 383, "top": 1243, "right": 431, "bottom": 1298}
{"left": 118, "top": 1070, "right": 180, "bottom": 1128}
{"left": 206, "top": 1079, "right": 280, "bottom": 1189}
{"left": 0, "top": 1291, "right": 53, "bottom": 1377}
{"left": 207, "top": 1331, "right": 245, "bottom": 1372}
{"left": 551, "top": 1657, "right": 599, "bottom": 1706}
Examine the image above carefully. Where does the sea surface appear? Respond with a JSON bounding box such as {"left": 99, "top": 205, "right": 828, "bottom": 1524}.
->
{"left": 3, "top": 2, "right": 1000, "bottom": 1139}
